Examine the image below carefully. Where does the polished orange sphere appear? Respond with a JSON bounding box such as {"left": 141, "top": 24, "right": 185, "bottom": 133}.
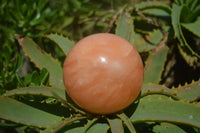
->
{"left": 63, "top": 33, "right": 144, "bottom": 114}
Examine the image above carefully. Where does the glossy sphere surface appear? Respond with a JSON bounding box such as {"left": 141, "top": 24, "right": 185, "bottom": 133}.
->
{"left": 63, "top": 33, "right": 144, "bottom": 114}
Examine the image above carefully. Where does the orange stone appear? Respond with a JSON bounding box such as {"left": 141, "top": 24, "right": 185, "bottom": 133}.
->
{"left": 63, "top": 33, "right": 144, "bottom": 114}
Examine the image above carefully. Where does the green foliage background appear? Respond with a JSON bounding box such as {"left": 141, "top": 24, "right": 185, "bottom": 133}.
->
{"left": 0, "top": 0, "right": 200, "bottom": 132}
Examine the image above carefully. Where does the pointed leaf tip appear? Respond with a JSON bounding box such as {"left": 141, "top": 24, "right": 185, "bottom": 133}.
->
{"left": 46, "top": 34, "right": 74, "bottom": 56}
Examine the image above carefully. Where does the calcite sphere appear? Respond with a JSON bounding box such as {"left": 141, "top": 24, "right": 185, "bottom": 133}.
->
{"left": 63, "top": 33, "right": 144, "bottom": 114}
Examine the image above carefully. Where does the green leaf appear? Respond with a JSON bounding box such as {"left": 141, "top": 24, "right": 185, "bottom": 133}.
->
{"left": 0, "top": 24, "right": 15, "bottom": 36}
{"left": 174, "top": 79, "right": 200, "bottom": 101}
{"left": 117, "top": 113, "right": 136, "bottom": 133}
{"left": 171, "top": 4, "right": 199, "bottom": 57}
{"left": 186, "top": 0, "right": 194, "bottom": 9}
{"left": 180, "top": 5, "right": 192, "bottom": 23}
{"left": 116, "top": 10, "right": 134, "bottom": 44}
{"left": 141, "top": 9, "right": 170, "bottom": 18}
{"left": 134, "top": 30, "right": 163, "bottom": 52}
{"left": 141, "top": 83, "right": 179, "bottom": 100}
{"left": 84, "top": 118, "right": 98, "bottom": 132}
{"left": 15, "top": 54, "right": 23, "bottom": 72}
{"left": 71, "top": 0, "right": 81, "bottom": 9}
{"left": 107, "top": 117, "right": 124, "bottom": 133}
{"left": 0, "top": 96, "right": 62, "bottom": 128}
{"left": 87, "top": 123, "right": 109, "bottom": 133}
{"left": 146, "top": 29, "right": 163, "bottom": 45}
{"left": 0, "top": 122, "right": 19, "bottom": 127}
{"left": 153, "top": 122, "right": 187, "bottom": 133}
{"left": 40, "top": 68, "right": 49, "bottom": 85}
{"left": 13, "top": 0, "right": 24, "bottom": 20}
{"left": 29, "top": 13, "right": 46, "bottom": 26}
{"left": 27, "top": 29, "right": 48, "bottom": 38}
{"left": 144, "top": 47, "right": 168, "bottom": 84}
{"left": 172, "top": 4, "right": 185, "bottom": 46}
{"left": 17, "top": 37, "right": 65, "bottom": 89}
{"left": 41, "top": 116, "right": 86, "bottom": 133}
{"left": 135, "top": 2, "right": 171, "bottom": 14}
{"left": 63, "top": 127, "right": 84, "bottom": 133}
{"left": 46, "top": 34, "right": 75, "bottom": 56}
{"left": 177, "top": 44, "right": 199, "bottom": 66}
{"left": 37, "top": 0, "right": 48, "bottom": 12}
{"left": 20, "top": 100, "right": 70, "bottom": 118}
{"left": 130, "top": 95, "right": 200, "bottom": 128}
{"left": 56, "top": 17, "right": 74, "bottom": 31}
{"left": 4, "top": 86, "right": 65, "bottom": 99}
{"left": 141, "top": 83, "right": 175, "bottom": 95}
{"left": 180, "top": 0, "right": 186, "bottom": 5}
{"left": 182, "top": 18, "right": 200, "bottom": 37}
{"left": 141, "top": 80, "right": 200, "bottom": 102}
{"left": 191, "top": 6, "right": 200, "bottom": 21}
{"left": 190, "top": 0, "right": 199, "bottom": 11}
{"left": 174, "top": 0, "right": 181, "bottom": 5}
{"left": 31, "top": 71, "right": 41, "bottom": 86}
{"left": 134, "top": 33, "right": 154, "bottom": 52}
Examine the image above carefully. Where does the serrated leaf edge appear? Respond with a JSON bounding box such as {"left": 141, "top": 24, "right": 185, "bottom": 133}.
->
{"left": 45, "top": 33, "right": 75, "bottom": 56}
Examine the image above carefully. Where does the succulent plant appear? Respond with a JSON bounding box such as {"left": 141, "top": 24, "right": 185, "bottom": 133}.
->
{"left": 0, "top": 1, "right": 200, "bottom": 132}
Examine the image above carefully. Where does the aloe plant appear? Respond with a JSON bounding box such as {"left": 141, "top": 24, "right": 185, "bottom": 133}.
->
{"left": 1, "top": 1, "right": 200, "bottom": 133}
{"left": 134, "top": 0, "right": 200, "bottom": 66}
